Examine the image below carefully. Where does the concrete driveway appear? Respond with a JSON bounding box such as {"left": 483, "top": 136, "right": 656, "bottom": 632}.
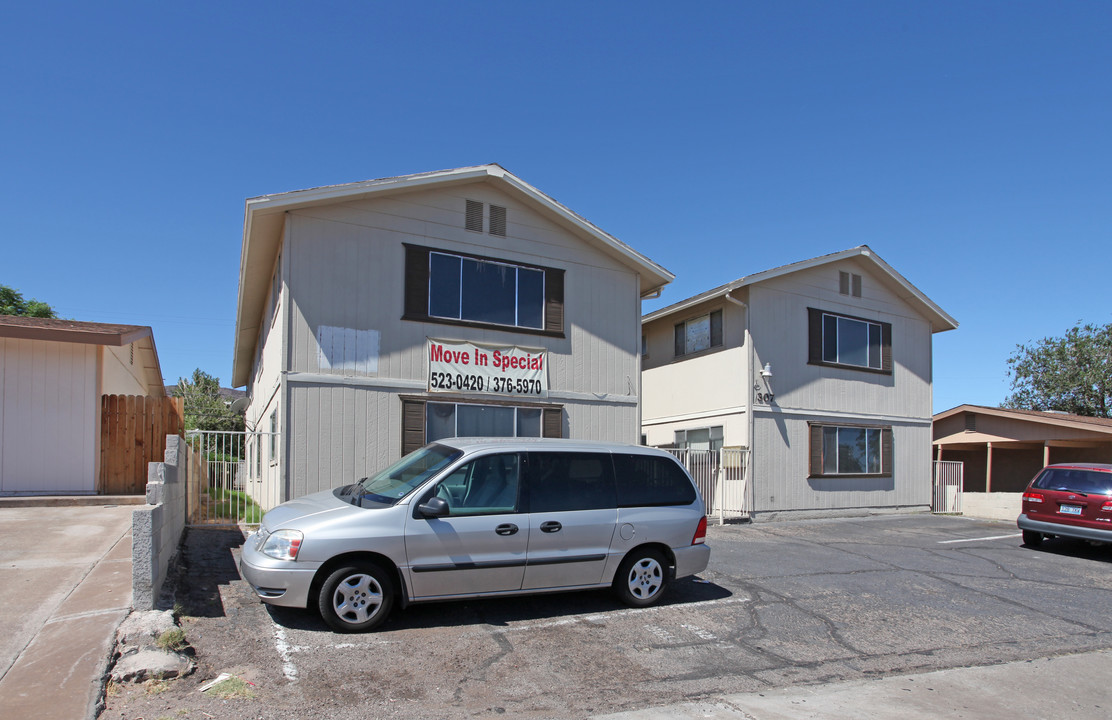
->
{"left": 0, "top": 501, "right": 136, "bottom": 719}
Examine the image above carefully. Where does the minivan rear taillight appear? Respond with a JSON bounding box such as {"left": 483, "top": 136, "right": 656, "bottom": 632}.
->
{"left": 1102, "top": 500, "right": 1112, "bottom": 513}
{"left": 1023, "top": 491, "right": 1044, "bottom": 503}
{"left": 692, "top": 515, "right": 707, "bottom": 545}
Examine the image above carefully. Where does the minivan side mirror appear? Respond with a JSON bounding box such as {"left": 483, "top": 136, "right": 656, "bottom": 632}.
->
{"left": 417, "top": 496, "right": 450, "bottom": 518}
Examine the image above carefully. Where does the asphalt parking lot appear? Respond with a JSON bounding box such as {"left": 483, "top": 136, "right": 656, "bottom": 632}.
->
{"left": 102, "top": 513, "right": 1112, "bottom": 719}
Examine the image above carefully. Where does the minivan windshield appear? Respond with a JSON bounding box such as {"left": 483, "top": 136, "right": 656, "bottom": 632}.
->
{"left": 1033, "top": 467, "right": 1112, "bottom": 496}
{"left": 354, "top": 444, "right": 462, "bottom": 505}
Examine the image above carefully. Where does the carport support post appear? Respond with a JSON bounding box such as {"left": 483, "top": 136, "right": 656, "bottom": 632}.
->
{"left": 985, "top": 442, "right": 993, "bottom": 493}
{"left": 1044, "top": 442, "right": 1051, "bottom": 467}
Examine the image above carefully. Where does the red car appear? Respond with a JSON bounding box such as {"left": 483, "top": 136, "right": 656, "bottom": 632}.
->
{"left": 1018, "top": 463, "right": 1112, "bottom": 547}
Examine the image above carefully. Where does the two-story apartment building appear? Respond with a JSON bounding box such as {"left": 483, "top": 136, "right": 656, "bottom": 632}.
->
{"left": 232, "top": 165, "right": 673, "bottom": 505}
{"left": 641, "top": 246, "right": 957, "bottom": 520}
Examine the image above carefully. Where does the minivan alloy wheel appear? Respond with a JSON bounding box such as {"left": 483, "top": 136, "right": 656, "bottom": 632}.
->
{"left": 614, "top": 549, "right": 668, "bottom": 607}
{"left": 629, "top": 557, "right": 662, "bottom": 599}
{"left": 318, "top": 562, "right": 395, "bottom": 632}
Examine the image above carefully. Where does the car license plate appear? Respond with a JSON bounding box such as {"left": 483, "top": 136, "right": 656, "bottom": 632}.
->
{"left": 1059, "top": 504, "right": 1083, "bottom": 516}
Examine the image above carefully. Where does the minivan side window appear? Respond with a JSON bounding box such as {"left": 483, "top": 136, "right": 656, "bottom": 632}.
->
{"left": 433, "top": 453, "right": 521, "bottom": 515}
{"left": 526, "top": 452, "right": 616, "bottom": 512}
{"left": 613, "top": 454, "right": 697, "bottom": 507}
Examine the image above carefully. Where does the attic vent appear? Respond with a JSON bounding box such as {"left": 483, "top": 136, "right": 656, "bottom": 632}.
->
{"left": 839, "top": 271, "right": 862, "bottom": 298}
{"left": 489, "top": 204, "right": 507, "bottom": 236}
{"left": 129, "top": 343, "right": 134, "bottom": 365}
{"left": 465, "top": 199, "right": 484, "bottom": 232}
{"left": 965, "top": 415, "right": 976, "bottom": 432}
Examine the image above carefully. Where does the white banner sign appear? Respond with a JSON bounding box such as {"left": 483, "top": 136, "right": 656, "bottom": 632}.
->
{"left": 427, "top": 339, "right": 548, "bottom": 398}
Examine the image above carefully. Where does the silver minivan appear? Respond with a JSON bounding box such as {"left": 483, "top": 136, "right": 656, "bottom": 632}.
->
{"left": 240, "top": 438, "right": 711, "bottom": 632}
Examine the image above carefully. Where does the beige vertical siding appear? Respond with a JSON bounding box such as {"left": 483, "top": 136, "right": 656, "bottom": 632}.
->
{"left": 0, "top": 338, "right": 97, "bottom": 493}
{"left": 751, "top": 414, "right": 932, "bottom": 514}
{"left": 747, "top": 262, "right": 933, "bottom": 420}
{"left": 275, "top": 184, "right": 643, "bottom": 497}
{"left": 745, "top": 259, "right": 935, "bottom": 515}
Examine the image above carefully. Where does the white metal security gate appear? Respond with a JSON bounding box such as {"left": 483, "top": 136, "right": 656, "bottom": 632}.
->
{"left": 663, "top": 448, "right": 749, "bottom": 524}
{"left": 185, "top": 430, "right": 280, "bottom": 528}
{"left": 933, "top": 460, "right": 963, "bottom": 514}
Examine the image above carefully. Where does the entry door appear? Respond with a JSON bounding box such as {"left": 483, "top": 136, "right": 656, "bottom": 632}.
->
{"left": 521, "top": 452, "right": 618, "bottom": 590}
{"left": 403, "top": 453, "right": 527, "bottom": 599}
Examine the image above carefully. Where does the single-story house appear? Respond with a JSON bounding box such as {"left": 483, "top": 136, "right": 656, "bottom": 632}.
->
{"left": 641, "top": 246, "right": 958, "bottom": 520}
{"left": 933, "top": 404, "right": 1112, "bottom": 492}
{"left": 0, "top": 316, "right": 168, "bottom": 494}
{"left": 232, "top": 164, "right": 673, "bottom": 506}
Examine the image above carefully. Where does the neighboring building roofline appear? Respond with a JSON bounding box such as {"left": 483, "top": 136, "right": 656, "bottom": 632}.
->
{"left": 0, "top": 316, "right": 166, "bottom": 396}
{"left": 933, "top": 404, "right": 1112, "bottom": 434}
{"left": 0, "top": 315, "right": 152, "bottom": 346}
{"left": 233, "top": 164, "right": 675, "bottom": 387}
{"left": 641, "top": 245, "right": 959, "bottom": 333}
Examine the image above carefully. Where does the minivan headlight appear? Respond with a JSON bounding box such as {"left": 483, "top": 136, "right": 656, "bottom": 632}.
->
{"left": 260, "top": 529, "right": 303, "bottom": 561}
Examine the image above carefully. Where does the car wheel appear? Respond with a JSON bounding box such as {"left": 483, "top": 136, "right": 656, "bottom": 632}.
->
{"left": 318, "top": 562, "right": 395, "bottom": 633}
{"left": 1022, "top": 530, "right": 1043, "bottom": 547}
{"left": 614, "top": 549, "right": 668, "bottom": 607}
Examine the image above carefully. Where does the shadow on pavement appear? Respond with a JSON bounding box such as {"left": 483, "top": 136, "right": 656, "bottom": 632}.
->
{"left": 1023, "top": 537, "right": 1112, "bottom": 564}
{"left": 171, "top": 527, "right": 247, "bottom": 618}
{"left": 265, "top": 575, "right": 733, "bottom": 634}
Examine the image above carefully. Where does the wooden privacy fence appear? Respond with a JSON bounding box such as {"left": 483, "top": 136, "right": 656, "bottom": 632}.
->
{"left": 99, "top": 394, "right": 185, "bottom": 494}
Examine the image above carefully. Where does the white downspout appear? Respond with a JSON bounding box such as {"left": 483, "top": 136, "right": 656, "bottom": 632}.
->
{"left": 723, "top": 291, "right": 753, "bottom": 519}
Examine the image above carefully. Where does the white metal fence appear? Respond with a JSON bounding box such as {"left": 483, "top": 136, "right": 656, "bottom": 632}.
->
{"left": 184, "top": 430, "right": 281, "bottom": 528}
{"left": 933, "top": 460, "right": 963, "bottom": 514}
{"left": 663, "top": 447, "right": 749, "bottom": 524}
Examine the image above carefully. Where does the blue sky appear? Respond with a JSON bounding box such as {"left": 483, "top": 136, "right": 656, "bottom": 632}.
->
{"left": 2, "top": 2, "right": 1109, "bottom": 413}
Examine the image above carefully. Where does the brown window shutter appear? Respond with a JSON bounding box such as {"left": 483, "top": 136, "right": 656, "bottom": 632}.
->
{"left": 881, "top": 428, "right": 893, "bottom": 475}
{"left": 544, "top": 268, "right": 565, "bottom": 334}
{"left": 542, "top": 408, "right": 563, "bottom": 438}
{"left": 851, "top": 274, "right": 862, "bottom": 298}
{"left": 402, "top": 399, "right": 426, "bottom": 455}
{"left": 881, "top": 321, "right": 893, "bottom": 373}
{"left": 710, "top": 309, "right": 723, "bottom": 347}
{"left": 674, "top": 322, "right": 685, "bottom": 357}
{"left": 403, "top": 245, "right": 430, "bottom": 319}
{"left": 809, "top": 424, "right": 824, "bottom": 476}
{"left": 839, "top": 271, "right": 850, "bottom": 295}
{"left": 807, "top": 308, "right": 823, "bottom": 365}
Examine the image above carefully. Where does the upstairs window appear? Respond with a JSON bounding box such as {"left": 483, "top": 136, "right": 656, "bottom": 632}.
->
{"left": 808, "top": 308, "right": 891, "bottom": 374}
{"left": 429, "top": 252, "right": 544, "bottom": 329}
{"left": 674, "top": 309, "right": 723, "bottom": 357}
{"left": 404, "top": 244, "right": 565, "bottom": 336}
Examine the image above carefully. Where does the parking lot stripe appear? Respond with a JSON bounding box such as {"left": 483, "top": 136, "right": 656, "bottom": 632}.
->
{"left": 274, "top": 625, "right": 298, "bottom": 682}
{"left": 937, "top": 533, "right": 1021, "bottom": 544}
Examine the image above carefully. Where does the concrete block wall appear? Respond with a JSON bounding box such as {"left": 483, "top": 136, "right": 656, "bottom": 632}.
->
{"left": 961, "top": 492, "right": 1022, "bottom": 523}
{"left": 132, "top": 434, "right": 187, "bottom": 610}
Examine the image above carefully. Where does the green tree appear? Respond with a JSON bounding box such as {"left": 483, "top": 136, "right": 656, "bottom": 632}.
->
{"left": 0, "top": 284, "right": 57, "bottom": 318}
{"left": 172, "top": 369, "right": 245, "bottom": 432}
{"left": 1003, "top": 322, "right": 1112, "bottom": 418}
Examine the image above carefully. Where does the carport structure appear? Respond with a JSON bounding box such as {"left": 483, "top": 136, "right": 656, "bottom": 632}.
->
{"left": 933, "top": 405, "right": 1112, "bottom": 492}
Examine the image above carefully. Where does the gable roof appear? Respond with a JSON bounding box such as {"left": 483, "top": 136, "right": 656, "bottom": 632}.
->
{"left": 642, "top": 245, "right": 958, "bottom": 332}
{"left": 233, "top": 164, "right": 675, "bottom": 387}
{"left": 934, "top": 404, "right": 1112, "bottom": 434}
{"left": 0, "top": 316, "right": 165, "bottom": 396}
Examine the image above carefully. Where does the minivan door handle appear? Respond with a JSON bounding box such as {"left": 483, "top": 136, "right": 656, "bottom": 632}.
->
{"left": 540, "top": 521, "right": 562, "bottom": 533}
{"left": 495, "top": 523, "right": 519, "bottom": 536}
